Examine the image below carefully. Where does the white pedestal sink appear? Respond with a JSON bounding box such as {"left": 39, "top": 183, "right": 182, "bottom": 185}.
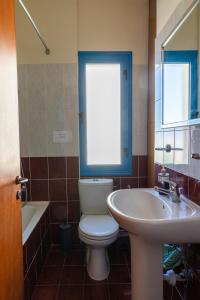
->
{"left": 107, "top": 188, "right": 200, "bottom": 300}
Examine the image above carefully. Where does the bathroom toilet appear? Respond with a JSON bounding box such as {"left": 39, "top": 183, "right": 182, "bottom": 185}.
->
{"left": 78, "top": 178, "right": 119, "bottom": 281}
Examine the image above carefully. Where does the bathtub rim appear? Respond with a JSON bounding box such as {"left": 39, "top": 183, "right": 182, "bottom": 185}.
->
{"left": 22, "top": 201, "right": 49, "bottom": 245}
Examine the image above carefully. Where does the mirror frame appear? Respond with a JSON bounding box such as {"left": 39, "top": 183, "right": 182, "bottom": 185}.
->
{"left": 156, "top": 0, "right": 199, "bottom": 128}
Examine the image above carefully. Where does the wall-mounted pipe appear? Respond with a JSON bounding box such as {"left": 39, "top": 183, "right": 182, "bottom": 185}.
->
{"left": 163, "top": 269, "right": 187, "bottom": 286}
{"left": 18, "top": 0, "right": 50, "bottom": 55}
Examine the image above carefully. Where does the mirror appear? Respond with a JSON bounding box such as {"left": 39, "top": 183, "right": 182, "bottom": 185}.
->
{"left": 162, "top": 1, "right": 200, "bottom": 127}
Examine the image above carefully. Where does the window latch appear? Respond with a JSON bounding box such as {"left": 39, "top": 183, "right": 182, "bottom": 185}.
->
{"left": 123, "top": 147, "right": 128, "bottom": 157}
{"left": 79, "top": 112, "right": 84, "bottom": 123}
{"left": 123, "top": 69, "right": 128, "bottom": 80}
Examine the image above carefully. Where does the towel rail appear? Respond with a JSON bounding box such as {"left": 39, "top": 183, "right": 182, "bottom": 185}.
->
{"left": 155, "top": 144, "right": 183, "bottom": 153}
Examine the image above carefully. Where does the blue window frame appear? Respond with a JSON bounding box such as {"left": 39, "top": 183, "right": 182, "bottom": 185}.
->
{"left": 163, "top": 50, "right": 198, "bottom": 119}
{"left": 78, "top": 51, "right": 132, "bottom": 177}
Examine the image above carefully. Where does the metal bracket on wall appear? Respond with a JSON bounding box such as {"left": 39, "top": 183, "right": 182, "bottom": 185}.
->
{"left": 155, "top": 144, "right": 183, "bottom": 153}
{"left": 191, "top": 153, "right": 200, "bottom": 160}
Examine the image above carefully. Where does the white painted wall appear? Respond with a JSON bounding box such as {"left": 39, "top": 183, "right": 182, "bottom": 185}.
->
{"left": 16, "top": 0, "right": 78, "bottom": 64}
{"left": 165, "top": 6, "right": 198, "bottom": 50}
{"left": 157, "top": 0, "right": 182, "bottom": 35}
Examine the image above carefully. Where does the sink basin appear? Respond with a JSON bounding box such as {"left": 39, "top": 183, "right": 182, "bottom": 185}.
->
{"left": 107, "top": 188, "right": 200, "bottom": 243}
{"left": 107, "top": 188, "right": 200, "bottom": 300}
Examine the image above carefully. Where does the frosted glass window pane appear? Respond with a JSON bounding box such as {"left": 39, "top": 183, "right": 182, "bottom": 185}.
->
{"left": 163, "top": 63, "right": 189, "bottom": 124}
{"left": 86, "top": 64, "right": 121, "bottom": 165}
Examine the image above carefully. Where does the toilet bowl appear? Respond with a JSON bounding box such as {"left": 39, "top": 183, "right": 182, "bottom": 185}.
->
{"left": 78, "top": 179, "right": 119, "bottom": 280}
{"left": 79, "top": 214, "right": 119, "bottom": 280}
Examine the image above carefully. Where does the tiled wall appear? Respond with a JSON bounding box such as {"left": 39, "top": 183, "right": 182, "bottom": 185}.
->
{"left": 21, "top": 155, "right": 148, "bottom": 247}
{"left": 23, "top": 206, "right": 50, "bottom": 300}
{"left": 155, "top": 125, "right": 200, "bottom": 205}
{"left": 155, "top": 66, "right": 200, "bottom": 298}
{"left": 18, "top": 64, "right": 79, "bottom": 158}
{"left": 155, "top": 150, "right": 200, "bottom": 299}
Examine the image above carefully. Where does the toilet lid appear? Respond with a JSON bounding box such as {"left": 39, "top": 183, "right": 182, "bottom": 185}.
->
{"left": 79, "top": 215, "right": 119, "bottom": 238}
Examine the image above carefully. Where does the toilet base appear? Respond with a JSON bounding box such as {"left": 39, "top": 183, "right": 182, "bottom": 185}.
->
{"left": 86, "top": 246, "right": 110, "bottom": 281}
{"left": 79, "top": 224, "right": 118, "bottom": 281}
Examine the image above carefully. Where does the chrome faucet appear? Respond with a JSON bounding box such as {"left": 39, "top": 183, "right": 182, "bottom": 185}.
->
{"left": 155, "top": 180, "right": 181, "bottom": 203}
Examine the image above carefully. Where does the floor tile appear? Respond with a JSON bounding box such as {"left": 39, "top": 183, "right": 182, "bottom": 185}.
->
{"left": 57, "top": 285, "right": 84, "bottom": 300}
{"left": 84, "top": 269, "right": 108, "bottom": 285}
{"left": 60, "top": 266, "right": 85, "bottom": 285}
{"left": 124, "top": 251, "right": 131, "bottom": 266}
{"left": 65, "top": 250, "right": 85, "bottom": 266}
{"left": 108, "top": 249, "right": 127, "bottom": 265}
{"left": 187, "top": 279, "right": 200, "bottom": 300}
{"left": 45, "top": 249, "right": 66, "bottom": 266}
{"left": 37, "top": 266, "right": 62, "bottom": 285}
{"left": 32, "top": 286, "right": 59, "bottom": 300}
{"left": 83, "top": 284, "right": 109, "bottom": 300}
{"left": 108, "top": 266, "right": 131, "bottom": 283}
{"left": 30, "top": 241, "right": 132, "bottom": 299}
{"left": 109, "top": 284, "right": 131, "bottom": 300}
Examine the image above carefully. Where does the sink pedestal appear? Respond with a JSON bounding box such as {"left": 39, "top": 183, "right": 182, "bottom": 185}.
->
{"left": 108, "top": 188, "right": 200, "bottom": 300}
{"left": 130, "top": 235, "right": 163, "bottom": 300}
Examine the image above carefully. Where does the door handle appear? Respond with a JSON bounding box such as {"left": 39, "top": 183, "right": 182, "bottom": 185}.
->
{"left": 15, "top": 176, "right": 28, "bottom": 185}
{"left": 15, "top": 176, "right": 28, "bottom": 201}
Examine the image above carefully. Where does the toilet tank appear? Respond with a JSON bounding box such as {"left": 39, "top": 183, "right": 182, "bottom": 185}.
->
{"left": 78, "top": 178, "right": 113, "bottom": 214}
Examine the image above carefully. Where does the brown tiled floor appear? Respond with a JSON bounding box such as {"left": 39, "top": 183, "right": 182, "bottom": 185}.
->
{"left": 31, "top": 245, "right": 198, "bottom": 300}
{"left": 32, "top": 246, "right": 131, "bottom": 300}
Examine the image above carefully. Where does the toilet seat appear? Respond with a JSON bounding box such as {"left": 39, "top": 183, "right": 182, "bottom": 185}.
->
{"left": 79, "top": 214, "right": 119, "bottom": 240}
{"left": 79, "top": 229, "right": 118, "bottom": 241}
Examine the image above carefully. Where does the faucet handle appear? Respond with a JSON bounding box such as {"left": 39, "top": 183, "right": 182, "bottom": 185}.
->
{"left": 167, "top": 180, "right": 178, "bottom": 188}
{"left": 178, "top": 186, "right": 183, "bottom": 195}
{"left": 164, "top": 180, "right": 178, "bottom": 191}
{"left": 168, "top": 181, "right": 181, "bottom": 202}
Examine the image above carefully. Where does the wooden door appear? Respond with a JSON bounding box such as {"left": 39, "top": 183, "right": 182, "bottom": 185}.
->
{"left": 0, "top": 0, "right": 24, "bottom": 299}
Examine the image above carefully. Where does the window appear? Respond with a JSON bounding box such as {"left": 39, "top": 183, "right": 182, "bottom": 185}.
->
{"left": 163, "top": 50, "right": 198, "bottom": 122}
{"left": 78, "top": 51, "right": 132, "bottom": 176}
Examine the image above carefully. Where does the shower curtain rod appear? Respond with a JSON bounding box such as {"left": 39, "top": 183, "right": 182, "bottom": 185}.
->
{"left": 18, "top": 0, "right": 50, "bottom": 55}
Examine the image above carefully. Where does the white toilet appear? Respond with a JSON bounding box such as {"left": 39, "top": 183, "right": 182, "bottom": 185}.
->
{"left": 78, "top": 178, "right": 119, "bottom": 281}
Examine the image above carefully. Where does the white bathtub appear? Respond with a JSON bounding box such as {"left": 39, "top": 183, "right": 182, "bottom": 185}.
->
{"left": 22, "top": 201, "right": 49, "bottom": 245}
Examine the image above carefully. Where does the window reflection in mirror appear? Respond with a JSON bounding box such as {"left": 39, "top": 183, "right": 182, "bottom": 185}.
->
{"left": 162, "top": 1, "right": 199, "bottom": 126}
